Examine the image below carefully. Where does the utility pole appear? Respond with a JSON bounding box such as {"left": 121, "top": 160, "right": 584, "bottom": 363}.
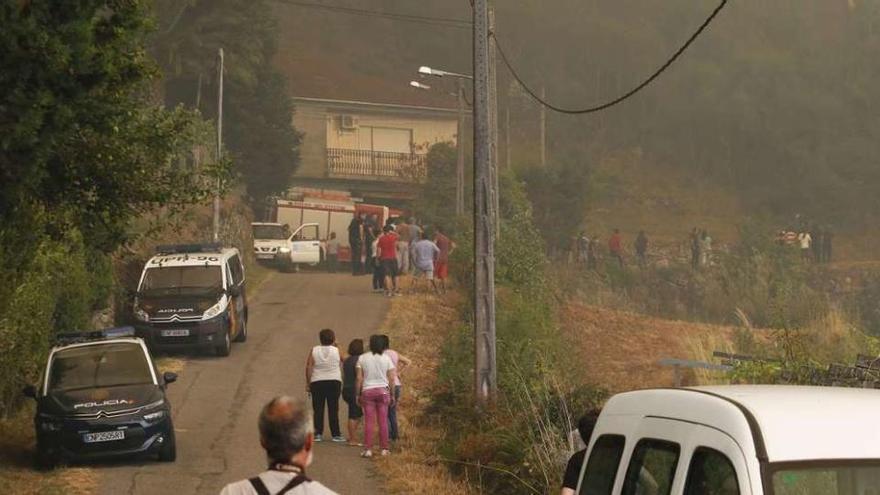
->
{"left": 213, "top": 48, "right": 224, "bottom": 243}
{"left": 540, "top": 84, "right": 547, "bottom": 168}
{"left": 473, "top": 0, "right": 497, "bottom": 404}
{"left": 505, "top": 105, "right": 511, "bottom": 170}
{"left": 488, "top": 7, "right": 500, "bottom": 234}
{"left": 456, "top": 79, "right": 466, "bottom": 216}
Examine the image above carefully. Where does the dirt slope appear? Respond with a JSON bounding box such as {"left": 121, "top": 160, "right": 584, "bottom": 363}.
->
{"left": 561, "top": 302, "right": 742, "bottom": 393}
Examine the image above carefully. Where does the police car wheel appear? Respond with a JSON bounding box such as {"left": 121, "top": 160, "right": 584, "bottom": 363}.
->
{"left": 35, "top": 449, "right": 57, "bottom": 470}
{"left": 158, "top": 421, "right": 177, "bottom": 462}
{"left": 234, "top": 317, "right": 247, "bottom": 343}
{"left": 215, "top": 329, "right": 231, "bottom": 357}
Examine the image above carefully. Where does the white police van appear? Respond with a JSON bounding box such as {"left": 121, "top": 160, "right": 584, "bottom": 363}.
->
{"left": 575, "top": 385, "right": 880, "bottom": 494}
{"left": 133, "top": 244, "right": 247, "bottom": 356}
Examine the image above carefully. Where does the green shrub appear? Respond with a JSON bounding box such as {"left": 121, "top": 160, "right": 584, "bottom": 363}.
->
{"left": 426, "top": 167, "right": 604, "bottom": 494}
{"left": 0, "top": 228, "right": 112, "bottom": 415}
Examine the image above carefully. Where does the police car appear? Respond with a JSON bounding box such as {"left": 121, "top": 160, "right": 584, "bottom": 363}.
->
{"left": 133, "top": 243, "right": 248, "bottom": 356}
{"left": 23, "top": 327, "right": 177, "bottom": 468}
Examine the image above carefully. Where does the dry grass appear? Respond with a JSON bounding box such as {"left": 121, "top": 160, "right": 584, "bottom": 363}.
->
{"left": 0, "top": 404, "right": 97, "bottom": 495}
{"left": 560, "top": 302, "right": 757, "bottom": 391}
{"left": 373, "top": 291, "right": 474, "bottom": 495}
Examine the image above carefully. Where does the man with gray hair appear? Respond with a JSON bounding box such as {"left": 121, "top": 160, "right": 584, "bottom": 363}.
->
{"left": 220, "top": 396, "right": 337, "bottom": 495}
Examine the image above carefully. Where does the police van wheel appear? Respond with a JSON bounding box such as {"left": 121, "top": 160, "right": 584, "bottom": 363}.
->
{"left": 215, "top": 330, "right": 231, "bottom": 357}
{"left": 234, "top": 317, "right": 247, "bottom": 343}
{"left": 159, "top": 422, "right": 177, "bottom": 462}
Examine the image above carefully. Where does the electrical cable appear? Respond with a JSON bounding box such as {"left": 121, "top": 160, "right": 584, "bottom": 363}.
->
{"left": 276, "top": 0, "right": 472, "bottom": 29}
{"left": 493, "top": 0, "right": 728, "bottom": 114}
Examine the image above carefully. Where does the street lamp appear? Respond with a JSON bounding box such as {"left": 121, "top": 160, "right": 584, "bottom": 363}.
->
{"left": 410, "top": 69, "right": 469, "bottom": 216}
{"left": 418, "top": 65, "right": 473, "bottom": 80}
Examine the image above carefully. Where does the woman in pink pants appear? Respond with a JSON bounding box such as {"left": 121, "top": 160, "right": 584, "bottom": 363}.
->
{"left": 356, "top": 334, "right": 397, "bottom": 457}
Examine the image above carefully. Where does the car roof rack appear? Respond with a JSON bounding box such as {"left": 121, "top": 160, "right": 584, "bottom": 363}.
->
{"left": 155, "top": 243, "right": 222, "bottom": 254}
{"left": 54, "top": 326, "right": 137, "bottom": 345}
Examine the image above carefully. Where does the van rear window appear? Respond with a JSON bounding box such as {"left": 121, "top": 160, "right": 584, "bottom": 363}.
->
{"left": 579, "top": 434, "right": 625, "bottom": 495}
{"left": 621, "top": 439, "right": 680, "bottom": 495}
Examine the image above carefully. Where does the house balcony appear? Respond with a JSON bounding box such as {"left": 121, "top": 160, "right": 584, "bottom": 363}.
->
{"left": 327, "top": 148, "right": 427, "bottom": 182}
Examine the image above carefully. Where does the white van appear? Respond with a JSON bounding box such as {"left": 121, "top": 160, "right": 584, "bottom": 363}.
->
{"left": 251, "top": 222, "right": 322, "bottom": 270}
{"left": 575, "top": 385, "right": 880, "bottom": 494}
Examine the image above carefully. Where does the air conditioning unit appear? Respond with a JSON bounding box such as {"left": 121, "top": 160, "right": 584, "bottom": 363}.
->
{"left": 338, "top": 115, "right": 358, "bottom": 131}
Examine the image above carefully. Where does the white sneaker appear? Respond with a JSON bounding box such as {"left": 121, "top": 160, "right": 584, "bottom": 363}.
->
{"left": 360, "top": 450, "right": 373, "bottom": 458}
{"left": 380, "top": 449, "right": 391, "bottom": 456}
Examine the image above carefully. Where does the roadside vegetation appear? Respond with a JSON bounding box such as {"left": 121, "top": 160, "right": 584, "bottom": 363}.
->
{"left": 0, "top": 2, "right": 297, "bottom": 490}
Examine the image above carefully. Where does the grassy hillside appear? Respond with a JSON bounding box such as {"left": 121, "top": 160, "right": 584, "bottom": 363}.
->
{"left": 584, "top": 150, "right": 880, "bottom": 262}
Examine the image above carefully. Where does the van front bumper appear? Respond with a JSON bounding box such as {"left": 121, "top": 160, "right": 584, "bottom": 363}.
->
{"left": 135, "top": 317, "right": 227, "bottom": 351}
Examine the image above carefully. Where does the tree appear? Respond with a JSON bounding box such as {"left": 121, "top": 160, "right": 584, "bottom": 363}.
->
{"left": 0, "top": 0, "right": 215, "bottom": 254}
{"left": 152, "top": 0, "right": 302, "bottom": 206}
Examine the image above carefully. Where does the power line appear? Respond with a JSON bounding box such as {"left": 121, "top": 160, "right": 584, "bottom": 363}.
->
{"left": 275, "top": 0, "right": 472, "bottom": 29}
{"left": 494, "top": 0, "right": 729, "bottom": 115}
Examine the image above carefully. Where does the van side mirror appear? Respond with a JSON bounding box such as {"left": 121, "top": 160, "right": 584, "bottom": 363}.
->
{"left": 227, "top": 286, "right": 241, "bottom": 297}
{"left": 22, "top": 385, "right": 37, "bottom": 399}
{"left": 163, "top": 372, "right": 178, "bottom": 385}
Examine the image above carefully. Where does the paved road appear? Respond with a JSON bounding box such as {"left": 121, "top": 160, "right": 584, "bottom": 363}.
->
{"left": 98, "top": 272, "right": 389, "bottom": 495}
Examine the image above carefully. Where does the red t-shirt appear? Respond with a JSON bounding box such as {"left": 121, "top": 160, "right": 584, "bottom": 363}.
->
{"left": 608, "top": 234, "right": 622, "bottom": 254}
{"left": 377, "top": 233, "right": 398, "bottom": 260}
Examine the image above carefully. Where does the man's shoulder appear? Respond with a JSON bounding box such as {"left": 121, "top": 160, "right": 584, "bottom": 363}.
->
{"left": 220, "top": 475, "right": 338, "bottom": 495}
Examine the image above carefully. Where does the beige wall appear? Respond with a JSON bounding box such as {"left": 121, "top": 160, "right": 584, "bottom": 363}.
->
{"left": 326, "top": 114, "right": 457, "bottom": 154}
{"left": 292, "top": 100, "right": 457, "bottom": 179}
{"left": 292, "top": 103, "right": 329, "bottom": 178}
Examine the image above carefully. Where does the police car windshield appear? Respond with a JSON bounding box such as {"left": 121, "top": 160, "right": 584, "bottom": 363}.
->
{"left": 140, "top": 266, "right": 222, "bottom": 297}
{"left": 253, "top": 224, "right": 287, "bottom": 240}
{"left": 49, "top": 343, "right": 152, "bottom": 392}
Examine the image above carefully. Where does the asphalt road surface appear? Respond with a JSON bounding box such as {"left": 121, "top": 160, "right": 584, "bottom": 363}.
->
{"left": 98, "top": 272, "right": 390, "bottom": 495}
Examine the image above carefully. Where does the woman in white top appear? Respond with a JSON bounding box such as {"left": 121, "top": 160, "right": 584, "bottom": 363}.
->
{"left": 356, "top": 334, "right": 396, "bottom": 457}
{"left": 306, "top": 329, "right": 344, "bottom": 442}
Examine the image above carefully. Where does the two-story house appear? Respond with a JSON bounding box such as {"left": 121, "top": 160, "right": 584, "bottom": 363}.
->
{"left": 290, "top": 96, "right": 459, "bottom": 203}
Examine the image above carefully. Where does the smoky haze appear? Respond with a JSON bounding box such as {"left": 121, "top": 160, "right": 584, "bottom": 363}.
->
{"left": 273, "top": 0, "right": 880, "bottom": 230}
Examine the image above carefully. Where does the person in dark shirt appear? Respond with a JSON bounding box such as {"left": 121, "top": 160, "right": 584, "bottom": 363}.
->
{"left": 341, "top": 339, "right": 365, "bottom": 446}
{"left": 348, "top": 214, "right": 365, "bottom": 275}
{"left": 562, "top": 412, "right": 599, "bottom": 495}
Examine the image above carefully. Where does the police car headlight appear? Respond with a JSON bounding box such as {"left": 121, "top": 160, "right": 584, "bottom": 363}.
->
{"left": 201, "top": 300, "right": 225, "bottom": 320}
{"left": 134, "top": 307, "right": 150, "bottom": 322}
{"left": 38, "top": 414, "right": 63, "bottom": 432}
{"left": 143, "top": 410, "right": 165, "bottom": 423}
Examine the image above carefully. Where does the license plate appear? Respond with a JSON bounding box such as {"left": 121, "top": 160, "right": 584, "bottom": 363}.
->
{"left": 256, "top": 253, "right": 274, "bottom": 259}
{"left": 83, "top": 430, "right": 125, "bottom": 443}
{"left": 161, "top": 329, "right": 190, "bottom": 337}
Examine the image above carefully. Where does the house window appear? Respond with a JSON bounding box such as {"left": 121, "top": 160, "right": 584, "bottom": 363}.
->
{"left": 355, "top": 126, "right": 413, "bottom": 154}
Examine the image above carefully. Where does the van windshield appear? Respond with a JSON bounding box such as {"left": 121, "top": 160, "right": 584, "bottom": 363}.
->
{"left": 770, "top": 463, "right": 880, "bottom": 494}
{"left": 140, "top": 266, "right": 222, "bottom": 297}
{"left": 253, "top": 224, "right": 287, "bottom": 240}
{"left": 49, "top": 343, "right": 153, "bottom": 392}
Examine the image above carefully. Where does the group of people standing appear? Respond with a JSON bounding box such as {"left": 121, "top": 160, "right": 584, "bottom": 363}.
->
{"left": 348, "top": 213, "right": 455, "bottom": 296}
{"left": 577, "top": 229, "right": 650, "bottom": 269}
{"left": 305, "top": 329, "right": 412, "bottom": 458}
{"left": 777, "top": 226, "right": 833, "bottom": 263}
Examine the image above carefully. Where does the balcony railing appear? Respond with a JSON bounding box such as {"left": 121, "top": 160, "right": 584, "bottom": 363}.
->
{"left": 327, "top": 148, "right": 427, "bottom": 181}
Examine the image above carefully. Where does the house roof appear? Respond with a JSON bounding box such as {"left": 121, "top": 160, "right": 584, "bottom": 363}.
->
{"left": 272, "top": 3, "right": 464, "bottom": 110}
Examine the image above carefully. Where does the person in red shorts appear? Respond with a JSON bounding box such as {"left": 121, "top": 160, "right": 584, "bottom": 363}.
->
{"left": 376, "top": 225, "right": 400, "bottom": 296}
{"left": 433, "top": 226, "right": 456, "bottom": 294}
